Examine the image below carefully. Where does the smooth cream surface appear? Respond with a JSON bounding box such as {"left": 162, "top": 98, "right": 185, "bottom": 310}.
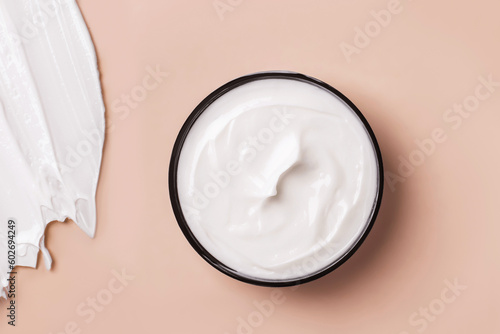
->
{"left": 0, "top": 0, "right": 105, "bottom": 297}
{"left": 177, "top": 78, "right": 379, "bottom": 280}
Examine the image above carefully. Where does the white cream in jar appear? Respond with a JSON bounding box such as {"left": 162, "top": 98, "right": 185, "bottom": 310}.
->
{"left": 174, "top": 74, "right": 381, "bottom": 283}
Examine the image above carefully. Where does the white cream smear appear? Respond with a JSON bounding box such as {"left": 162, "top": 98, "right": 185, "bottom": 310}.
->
{"left": 177, "top": 78, "right": 379, "bottom": 281}
{"left": 0, "top": 0, "right": 104, "bottom": 297}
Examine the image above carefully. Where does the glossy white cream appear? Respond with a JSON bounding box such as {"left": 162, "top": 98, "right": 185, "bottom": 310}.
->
{"left": 177, "top": 77, "right": 379, "bottom": 281}
{"left": 0, "top": 0, "right": 105, "bottom": 297}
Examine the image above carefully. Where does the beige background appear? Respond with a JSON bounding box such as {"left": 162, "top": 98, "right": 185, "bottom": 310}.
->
{"left": 2, "top": 0, "right": 500, "bottom": 333}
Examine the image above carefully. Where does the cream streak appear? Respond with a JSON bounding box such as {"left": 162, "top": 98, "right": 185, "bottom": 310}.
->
{"left": 0, "top": 0, "right": 105, "bottom": 297}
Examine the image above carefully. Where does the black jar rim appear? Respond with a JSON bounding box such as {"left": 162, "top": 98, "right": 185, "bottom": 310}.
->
{"left": 168, "top": 71, "right": 384, "bottom": 287}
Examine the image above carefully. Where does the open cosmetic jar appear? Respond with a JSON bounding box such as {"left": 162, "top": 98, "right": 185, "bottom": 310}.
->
{"left": 169, "top": 71, "right": 383, "bottom": 287}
